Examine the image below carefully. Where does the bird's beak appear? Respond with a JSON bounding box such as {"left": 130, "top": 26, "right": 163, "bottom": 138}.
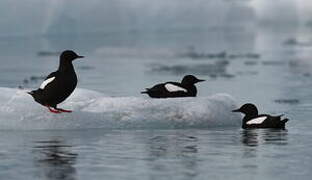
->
{"left": 197, "top": 79, "right": 205, "bottom": 83}
{"left": 232, "top": 109, "right": 240, "bottom": 112}
{"left": 77, "top": 56, "right": 84, "bottom": 59}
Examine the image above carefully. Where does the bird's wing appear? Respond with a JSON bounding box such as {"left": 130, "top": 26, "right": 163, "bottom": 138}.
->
{"left": 246, "top": 116, "right": 267, "bottom": 125}
{"left": 39, "top": 72, "right": 57, "bottom": 90}
{"left": 45, "top": 71, "right": 58, "bottom": 80}
{"left": 146, "top": 83, "right": 166, "bottom": 92}
{"left": 164, "top": 83, "right": 187, "bottom": 92}
{"left": 265, "top": 114, "right": 284, "bottom": 121}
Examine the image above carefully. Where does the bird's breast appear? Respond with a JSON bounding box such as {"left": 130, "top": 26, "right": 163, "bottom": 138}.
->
{"left": 60, "top": 71, "right": 77, "bottom": 91}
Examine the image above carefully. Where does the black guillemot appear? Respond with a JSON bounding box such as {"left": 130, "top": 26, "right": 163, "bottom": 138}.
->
{"left": 141, "top": 75, "right": 205, "bottom": 98}
{"left": 232, "top": 103, "right": 288, "bottom": 129}
{"left": 28, "top": 50, "right": 84, "bottom": 113}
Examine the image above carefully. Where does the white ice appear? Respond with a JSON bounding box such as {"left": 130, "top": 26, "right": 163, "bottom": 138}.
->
{"left": 0, "top": 87, "right": 241, "bottom": 130}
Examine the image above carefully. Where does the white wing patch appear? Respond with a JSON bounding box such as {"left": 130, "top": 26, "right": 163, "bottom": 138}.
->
{"left": 246, "top": 116, "right": 267, "bottom": 125}
{"left": 40, "top": 77, "right": 55, "bottom": 89}
{"left": 164, "top": 83, "right": 187, "bottom": 92}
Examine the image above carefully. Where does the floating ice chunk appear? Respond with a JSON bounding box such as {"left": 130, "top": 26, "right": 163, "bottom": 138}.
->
{"left": 0, "top": 87, "right": 241, "bottom": 130}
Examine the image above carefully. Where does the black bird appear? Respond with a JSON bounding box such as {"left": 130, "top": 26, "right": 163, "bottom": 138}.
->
{"left": 28, "top": 50, "right": 84, "bottom": 113}
{"left": 232, "top": 103, "right": 288, "bottom": 129}
{"left": 141, "top": 75, "right": 205, "bottom": 98}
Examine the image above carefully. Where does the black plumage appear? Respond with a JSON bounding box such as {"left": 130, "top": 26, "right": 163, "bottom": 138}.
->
{"left": 232, "top": 103, "right": 288, "bottom": 129}
{"left": 141, "top": 75, "right": 205, "bottom": 98}
{"left": 28, "top": 50, "right": 84, "bottom": 113}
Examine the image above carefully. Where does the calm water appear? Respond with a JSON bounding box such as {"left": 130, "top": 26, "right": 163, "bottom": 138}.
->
{"left": 0, "top": 128, "right": 310, "bottom": 180}
{"left": 1, "top": 25, "right": 312, "bottom": 179}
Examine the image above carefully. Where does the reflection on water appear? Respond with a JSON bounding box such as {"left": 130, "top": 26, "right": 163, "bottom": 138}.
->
{"left": 147, "top": 134, "right": 199, "bottom": 179}
{"left": 149, "top": 134, "right": 198, "bottom": 157}
{"left": 33, "top": 139, "right": 78, "bottom": 180}
{"left": 241, "top": 129, "right": 288, "bottom": 161}
{"left": 241, "top": 129, "right": 288, "bottom": 147}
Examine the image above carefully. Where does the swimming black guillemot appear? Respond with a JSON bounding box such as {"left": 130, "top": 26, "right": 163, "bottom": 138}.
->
{"left": 232, "top": 103, "right": 288, "bottom": 129}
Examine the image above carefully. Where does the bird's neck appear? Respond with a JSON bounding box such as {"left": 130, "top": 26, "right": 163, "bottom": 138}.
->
{"left": 181, "top": 83, "right": 197, "bottom": 96}
{"left": 243, "top": 113, "right": 258, "bottom": 121}
{"left": 181, "top": 82, "right": 195, "bottom": 88}
{"left": 58, "top": 60, "right": 74, "bottom": 72}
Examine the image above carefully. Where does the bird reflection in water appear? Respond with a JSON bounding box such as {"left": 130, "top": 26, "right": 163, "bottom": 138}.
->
{"left": 241, "top": 129, "right": 288, "bottom": 147}
{"left": 148, "top": 134, "right": 199, "bottom": 179}
{"left": 149, "top": 134, "right": 198, "bottom": 157}
{"left": 33, "top": 139, "right": 78, "bottom": 180}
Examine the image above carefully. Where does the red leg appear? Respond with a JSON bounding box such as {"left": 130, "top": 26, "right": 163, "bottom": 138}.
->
{"left": 46, "top": 106, "right": 61, "bottom": 113}
{"left": 56, "top": 108, "right": 72, "bottom": 113}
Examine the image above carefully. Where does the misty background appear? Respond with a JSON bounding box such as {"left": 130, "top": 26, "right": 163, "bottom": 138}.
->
{"left": 0, "top": 0, "right": 311, "bottom": 37}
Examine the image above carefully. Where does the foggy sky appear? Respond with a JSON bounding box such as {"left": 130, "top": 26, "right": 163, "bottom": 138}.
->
{"left": 0, "top": 0, "right": 311, "bottom": 37}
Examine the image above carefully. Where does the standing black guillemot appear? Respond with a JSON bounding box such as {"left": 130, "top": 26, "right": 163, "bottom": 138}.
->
{"left": 28, "top": 50, "right": 84, "bottom": 113}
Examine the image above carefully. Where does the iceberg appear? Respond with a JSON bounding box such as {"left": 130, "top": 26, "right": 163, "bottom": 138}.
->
{"left": 0, "top": 87, "right": 241, "bottom": 130}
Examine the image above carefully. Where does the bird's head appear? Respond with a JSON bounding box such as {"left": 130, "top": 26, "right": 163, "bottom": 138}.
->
{"left": 232, "top": 103, "right": 258, "bottom": 116}
{"left": 181, "top": 75, "right": 205, "bottom": 85}
{"left": 60, "top": 50, "right": 84, "bottom": 62}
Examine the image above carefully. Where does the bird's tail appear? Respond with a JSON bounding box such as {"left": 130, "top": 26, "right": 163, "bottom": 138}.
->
{"left": 277, "top": 114, "right": 285, "bottom": 118}
{"left": 141, "top": 88, "right": 150, "bottom": 94}
{"left": 27, "top": 91, "right": 35, "bottom": 97}
{"left": 281, "top": 118, "right": 289, "bottom": 124}
{"left": 279, "top": 118, "right": 289, "bottom": 129}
